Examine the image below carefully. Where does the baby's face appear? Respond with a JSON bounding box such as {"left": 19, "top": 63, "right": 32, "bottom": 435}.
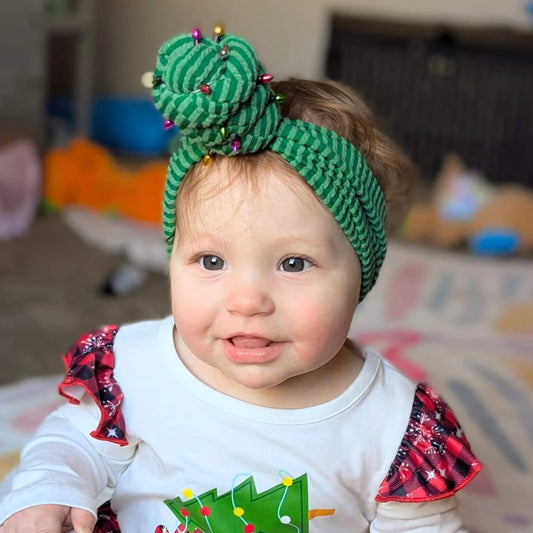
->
{"left": 169, "top": 163, "right": 362, "bottom": 405}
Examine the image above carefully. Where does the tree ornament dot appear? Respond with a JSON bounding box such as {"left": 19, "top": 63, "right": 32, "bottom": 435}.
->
{"left": 177, "top": 525, "right": 186, "bottom": 532}
{"left": 282, "top": 476, "right": 293, "bottom": 486}
{"left": 155, "top": 526, "right": 169, "bottom": 533}
{"left": 233, "top": 507, "right": 245, "bottom": 517}
{"left": 280, "top": 515, "right": 291, "bottom": 524}
{"left": 244, "top": 524, "right": 255, "bottom": 532}
{"left": 180, "top": 508, "right": 189, "bottom": 517}
{"left": 193, "top": 529, "right": 202, "bottom": 533}
{"left": 182, "top": 488, "right": 193, "bottom": 498}
{"left": 200, "top": 505, "right": 211, "bottom": 516}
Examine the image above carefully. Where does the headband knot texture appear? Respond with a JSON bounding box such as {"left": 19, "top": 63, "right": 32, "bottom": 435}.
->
{"left": 153, "top": 28, "right": 387, "bottom": 300}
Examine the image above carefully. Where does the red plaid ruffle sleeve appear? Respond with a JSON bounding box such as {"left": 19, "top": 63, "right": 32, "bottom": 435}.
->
{"left": 376, "top": 383, "right": 482, "bottom": 502}
{"left": 58, "top": 325, "right": 128, "bottom": 446}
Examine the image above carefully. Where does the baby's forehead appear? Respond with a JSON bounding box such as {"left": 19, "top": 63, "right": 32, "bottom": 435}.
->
{"left": 177, "top": 154, "right": 328, "bottom": 216}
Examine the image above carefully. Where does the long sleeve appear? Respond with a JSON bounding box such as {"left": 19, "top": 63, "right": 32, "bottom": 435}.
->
{"left": 0, "top": 398, "right": 137, "bottom": 526}
{"left": 371, "top": 497, "right": 467, "bottom": 533}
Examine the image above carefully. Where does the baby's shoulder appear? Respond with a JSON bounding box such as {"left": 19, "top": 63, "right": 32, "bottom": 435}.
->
{"left": 57, "top": 317, "right": 170, "bottom": 446}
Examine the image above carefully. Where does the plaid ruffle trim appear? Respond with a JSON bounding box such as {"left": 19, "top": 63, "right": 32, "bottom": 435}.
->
{"left": 94, "top": 500, "right": 121, "bottom": 533}
{"left": 376, "top": 383, "right": 482, "bottom": 502}
{"left": 58, "top": 325, "right": 128, "bottom": 446}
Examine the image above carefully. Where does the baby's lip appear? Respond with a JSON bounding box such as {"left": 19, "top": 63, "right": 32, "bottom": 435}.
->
{"left": 228, "top": 335, "right": 274, "bottom": 349}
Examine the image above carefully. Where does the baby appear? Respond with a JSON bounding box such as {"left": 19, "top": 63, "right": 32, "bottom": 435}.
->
{"left": 0, "top": 27, "right": 481, "bottom": 533}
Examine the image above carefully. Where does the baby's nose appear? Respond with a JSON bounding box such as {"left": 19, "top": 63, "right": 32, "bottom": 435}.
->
{"left": 225, "top": 282, "right": 275, "bottom": 317}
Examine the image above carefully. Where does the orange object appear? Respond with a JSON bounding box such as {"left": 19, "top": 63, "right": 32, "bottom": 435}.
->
{"left": 43, "top": 139, "right": 167, "bottom": 224}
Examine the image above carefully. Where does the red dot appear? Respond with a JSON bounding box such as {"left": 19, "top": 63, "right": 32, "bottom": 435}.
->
{"left": 200, "top": 506, "right": 211, "bottom": 516}
{"left": 176, "top": 526, "right": 186, "bottom": 533}
{"left": 244, "top": 525, "right": 255, "bottom": 532}
{"left": 180, "top": 508, "right": 189, "bottom": 517}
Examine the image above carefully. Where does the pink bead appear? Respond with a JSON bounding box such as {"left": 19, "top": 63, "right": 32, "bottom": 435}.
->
{"left": 163, "top": 119, "right": 174, "bottom": 130}
{"left": 259, "top": 73, "right": 274, "bottom": 83}
{"left": 200, "top": 83, "right": 211, "bottom": 95}
{"left": 192, "top": 28, "right": 202, "bottom": 42}
{"left": 231, "top": 140, "right": 241, "bottom": 152}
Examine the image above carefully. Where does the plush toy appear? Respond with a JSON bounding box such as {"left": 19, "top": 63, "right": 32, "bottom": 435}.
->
{"left": 43, "top": 138, "right": 167, "bottom": 224}
{"left": 401, "top": 155, "right": 533, "bottom": 256}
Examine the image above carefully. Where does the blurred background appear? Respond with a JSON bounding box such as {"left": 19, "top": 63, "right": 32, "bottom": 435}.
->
{"left": 1, "top": 1, "right": 533, "bottom": 530}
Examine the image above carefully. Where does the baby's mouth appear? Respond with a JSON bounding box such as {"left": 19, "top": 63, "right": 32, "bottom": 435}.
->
{"left": 229, "top": 336, "right": 273, "bottom": 349}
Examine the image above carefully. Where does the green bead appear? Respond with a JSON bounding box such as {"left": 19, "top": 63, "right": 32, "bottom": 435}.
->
{"left": 219, "top": 127, "right": 228, "bottom": 140}
{"left": 275, "top": 94, "right": 286, "bottom": 103}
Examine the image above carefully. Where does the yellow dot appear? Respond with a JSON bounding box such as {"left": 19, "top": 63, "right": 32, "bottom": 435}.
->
{"left": 183, "top": 488, "right": 193, "bottom": 499}
{"left": 203, "top": 154, "right": 213, "bottom": 166}
{"left": 233, "top": 507, "right": 244, "bottom": 517}
{"left": 282, "top": 476, "right": 293, "bottom": 487}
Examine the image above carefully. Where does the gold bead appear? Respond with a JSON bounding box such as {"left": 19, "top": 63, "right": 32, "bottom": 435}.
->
{"left": 203, "top": 154, "right": 213, "bottom": 165}
{"left": 214, "top": 24, "right": 225, "bottom": 41}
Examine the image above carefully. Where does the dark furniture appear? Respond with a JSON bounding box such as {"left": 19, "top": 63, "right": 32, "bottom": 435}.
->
{"left": 326, "top": 14, "right": 533, "bottom": 185}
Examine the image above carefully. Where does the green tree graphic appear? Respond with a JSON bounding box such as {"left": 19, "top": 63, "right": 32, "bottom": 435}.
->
{"left": 165, "top": 474, "right": 309, "bottom": 532}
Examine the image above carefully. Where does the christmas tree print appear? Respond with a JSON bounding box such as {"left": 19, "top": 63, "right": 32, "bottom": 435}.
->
{"left": 164, "top": 473, "right": 309, "bottom": 532}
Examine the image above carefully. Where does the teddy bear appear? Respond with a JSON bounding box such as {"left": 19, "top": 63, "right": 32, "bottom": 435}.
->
{"left": 401, "top": 154, "right": 533, "bottom": 256}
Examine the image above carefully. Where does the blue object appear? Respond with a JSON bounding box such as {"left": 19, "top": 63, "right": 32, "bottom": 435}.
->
{"left": 469, "top": 229, "right": 521, "bottom": 256}
{"left": 47, "top": 97, "right": 176, "bottom": 156}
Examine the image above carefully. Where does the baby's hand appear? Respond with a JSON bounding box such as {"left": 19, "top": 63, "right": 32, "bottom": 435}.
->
{"left": 0, "top": 504, "right": 95, "bottom": 533}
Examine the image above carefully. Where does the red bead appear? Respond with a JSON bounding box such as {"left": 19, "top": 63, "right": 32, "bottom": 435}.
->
{"left": 200, "top": 84, "right": 211, "bottom": 95}
{"left": 244, "top": 525, "right": 255, "bottom": 532}
{"left": 200, "top": 505, "right": 211, "bottom": 516}
{"left": 164, "top": 119, "right": 174, "bottom": 130}
{"left": 259, "top": 73, "right": 273, "bottom": 83}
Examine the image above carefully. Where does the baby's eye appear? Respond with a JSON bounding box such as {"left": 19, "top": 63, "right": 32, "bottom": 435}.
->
{"left": 279, "top": 257, "right": 312, "bottom": 273}
{"left": 199, "top": 255, "right": 225, "bottom": 271}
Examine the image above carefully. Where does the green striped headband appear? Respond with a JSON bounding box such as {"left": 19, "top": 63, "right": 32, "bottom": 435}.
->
{"left": 152, "top": 28, "right": 386, "bottom": 301}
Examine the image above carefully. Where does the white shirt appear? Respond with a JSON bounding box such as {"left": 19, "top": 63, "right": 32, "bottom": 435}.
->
{"left": 0, "top": 316, "right": 470, "bottom": 532}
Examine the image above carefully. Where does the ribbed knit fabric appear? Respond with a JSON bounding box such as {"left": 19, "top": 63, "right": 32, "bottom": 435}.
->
{"left": 152, "top": 30, "right": 386, "bottom": 300}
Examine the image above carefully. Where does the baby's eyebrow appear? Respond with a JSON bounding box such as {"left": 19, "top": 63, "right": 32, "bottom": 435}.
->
{"left": 272, "top": 235, "right": 335, "bottom": 249}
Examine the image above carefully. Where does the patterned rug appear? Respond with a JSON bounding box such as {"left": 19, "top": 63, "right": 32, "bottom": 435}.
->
{"left": 1, "top": 241, "right": 532, "bottom": 532}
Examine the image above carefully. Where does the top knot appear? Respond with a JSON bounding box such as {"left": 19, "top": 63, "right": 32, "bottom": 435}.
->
{"left": 152, "top": 30, "right": 281, "bottom": 156}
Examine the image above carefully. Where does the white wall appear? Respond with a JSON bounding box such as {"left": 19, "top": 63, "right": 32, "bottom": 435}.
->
{"left": 94, "top": 0, "right": 533, "bottom": 96}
